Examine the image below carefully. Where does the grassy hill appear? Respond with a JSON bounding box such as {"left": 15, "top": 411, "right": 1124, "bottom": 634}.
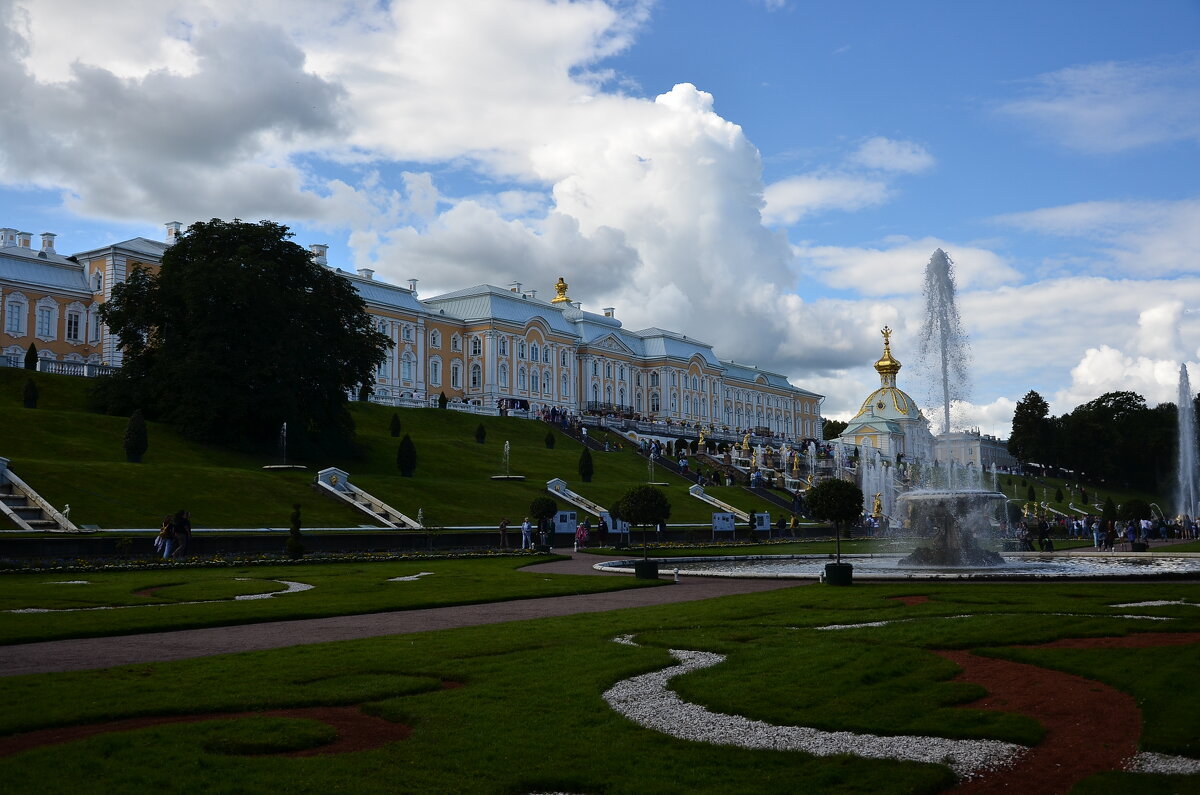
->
{"left": 0, "top": 369, "right": 781, "bottom": 530}
{"left": 994, "top": 471, "right": 1164, "bottom": 518}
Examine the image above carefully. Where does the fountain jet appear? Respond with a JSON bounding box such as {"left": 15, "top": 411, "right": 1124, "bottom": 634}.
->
{"left": 1178, "top": 364, "right": 1199, "bottom": 519}
{"left": 916, "top": 249, "right": 970, "bottom": 435}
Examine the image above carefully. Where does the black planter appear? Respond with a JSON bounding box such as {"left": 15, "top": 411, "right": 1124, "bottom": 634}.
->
{"left": 634, "top": 560, "right": 660, "bottom": 580}
{"left": 824, "top": 562, "right": 853, "bottom": 586}
{"left": 1131, "top": 542, "right": 1149, "bottom": 552}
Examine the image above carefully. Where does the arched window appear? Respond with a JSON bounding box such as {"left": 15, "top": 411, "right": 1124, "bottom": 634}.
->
{"left": 429, "top": 330, "right": 441, "bottom": 348}
{"left": 519, "top": 342, "right": 526, "bottom": 359}
{"left": 402, "top": 325, "right": 413, "bottom": 342}
{"left": 451, "top": 335, "right": 462, "bottom": 352}
{"left": 591, "top": 361, "right": 598, "bottom": 376}
{"left": 543, "top": 347, "right": 550, "bottom": 363}
{"left": 650, "top": 392, "right": 660, "bottom": 412}
{"left": 561, "top": 374, "right": 569, "bottom": 396}
{"left": 618, "top": 388, "right": 625, "bottom": 407}
{"left": 592, "top": 383, "right": 600, "bottom": 402}
{"left": 518, "top": 368, "right": 527, "bottom": 390}
{"left": 451, "top": 362, "right": 461, "bottom": 388}
{"left": 561, "top": 350, "right": 569, "bottom": 367}
{"left": 605, "top": 384, "right": 613, "bottom": 402}
{"left": 470, "top": 363, "right": 481, "bottom": 388}
{"left": 530, "top": 343, "right": 539, "bottom": 361}
{"left": 471, "top": 337, "right": 482, "bottom": 356}
{"left": 429, "top": 358, "right": 442, "bottom": 386}
{"left": 684, "top": 395, "right": 690, "bottom": 415}
{"left": 499, "top": 364, "right": 509, "bottom": 387}
{"left": 530, "top": 369, "right": 540, "bottom": 393}
{"left": 401, "top": 351, "right": 414, "bottom": 382}
{"left": 543, "top": 372, "right": 551, "bottom": 394}
{"left": 649, "top": 372, "right": 659, "bottom": 387}
{"left": 499, "top": 338, "right": 508, "bottom": 356}
{"left": 671, "top": 393, "right": 678, "bottom": 412}
{"left": 636, "top": 372, "right": 642, "bottom": 387}
{"left": 605, "top": 363, "right": 612, "bottom": 378}
{"left": 636, "top": 392, "right": 643, "bottom": 412}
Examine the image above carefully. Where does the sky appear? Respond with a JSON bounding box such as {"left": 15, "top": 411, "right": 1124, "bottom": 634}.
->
{"left": 1, "top": 0, "right": 1198, "bottom": 436}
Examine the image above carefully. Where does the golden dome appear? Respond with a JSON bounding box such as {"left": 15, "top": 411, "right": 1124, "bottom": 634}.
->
{"left": 874, "top": 326, "right": 901, "bottom": 378}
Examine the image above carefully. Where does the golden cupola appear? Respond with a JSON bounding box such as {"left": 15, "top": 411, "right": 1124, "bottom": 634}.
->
{"left": 874, "top": 325, "right": 901, "bottom": 385}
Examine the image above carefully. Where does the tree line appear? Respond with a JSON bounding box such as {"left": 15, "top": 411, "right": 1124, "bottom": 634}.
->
{"left": 1008, "top": 389, "right": 1199, "bottom": 494}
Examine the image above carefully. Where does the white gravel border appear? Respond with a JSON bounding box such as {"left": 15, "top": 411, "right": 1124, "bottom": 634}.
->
{"left": 603, "top": 635, "right": 1025, "bottom": 778}
{"left": 6, "top": 578, "right": 313, "bottom": 612}
{"left": 1128, "top": 751, "right": 1200, "bottom": 775}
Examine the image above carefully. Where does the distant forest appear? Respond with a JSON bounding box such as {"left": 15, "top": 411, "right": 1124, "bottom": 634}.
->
{"left": 1008, "top": 389, "right": 1200, "bottom": 495}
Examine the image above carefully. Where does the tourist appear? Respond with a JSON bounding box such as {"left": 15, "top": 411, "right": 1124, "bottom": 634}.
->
{"left": 575, "top": 520, "right": 588, "bottom": 548}
{"left": 172, "top": 510, "right": 192, "bottom": 557}
{"left": 155, "top": 514, "right": 176, "bottom": 560}
{"left": 597, "top": 516, "right": 609, "bottom": 546}
{"left": 498, "top": 517, "right": 510, "bottom": 550}
{"left": 521, "top": 516, "right": 533, "bottom": 550}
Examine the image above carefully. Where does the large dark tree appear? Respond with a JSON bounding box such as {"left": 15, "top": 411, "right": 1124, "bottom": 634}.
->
{"left": 1008, "top": 390, "right": 1053, "bottom": 464}
{"left": 124, "top": 409, "right": 148, "bottom": 463}
{"left": 822, "top": 418, "right": 847, "bottom": 440}
{"left": 578, "top": 447, "right": 594, "bottom": 483}
{"left": 396, "top": 433, "right": 417, "bottom": 477}
{"left": 806, "top": 477, "right": 863, "bottom": 563}
{"left": 95, "top": 219, "right": 390, "bottom": 455}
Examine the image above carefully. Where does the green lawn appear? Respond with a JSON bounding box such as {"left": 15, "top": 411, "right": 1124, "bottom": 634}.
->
{"left": 0, "top": 369, "right": 783, "bottom": 529}
{"left": 0, "top": 555, "right": 661, "bottom": 645}
{"left": 1, "top": 581, "right": 1198, "bottom": 793}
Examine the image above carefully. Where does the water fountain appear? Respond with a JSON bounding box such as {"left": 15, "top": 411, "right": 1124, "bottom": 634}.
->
{"left": 1178, "top": 364, "right": 1198, "bottom": 520}
{"left": 262, "top": 421, "right": 307, "bottom": 470}
{"left": 490, "top": 440, "right": 526, "bottom": 481}
{"left": 898, "top": 249, "right": 1003, "bottom": 567}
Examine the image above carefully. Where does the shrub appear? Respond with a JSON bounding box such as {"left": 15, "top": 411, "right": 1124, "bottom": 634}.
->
{"left": 397, "top": 433, "right": 417, "bottom": 477}
{"left": 529, "top": 496, "right": 557, "bottom": 531}
{"left": 124, "top": 409, "right": 148, "bottom": 463}
{"left": 438, "top": 392, "right": 448, "bottom": 409}
{"left": 285, "top": 503, "right": 305, "bottom": 559}
{"left": 544, "top": 431, "right": 556, "bottom": 449}
{"left": 22, "top": 378, "right": 38, "bottom": 409}
{"left": 689, "top": 439, "right": 698, "bottom": 454}
{"left": 1027, "top": 485, "right": 1036, "bottom": 503}
{"left": 1118, "top": 498, "right": 1152, "bottom": 521}
{"left": 23, "top": 343, "right": 37, "bottom": 370}
{"left": 475, "top": 423, "right": 486, "bottom": 444}
{"left": 1055, "top": 487, "right": 1064, "bottom": 503}
{"left": 578, "top": 448, "right": 594, "bottom": 483}
{"left": 389, "top": 413, "right": 401, "bottom": 437}
{"left": 1080, "top": 488, "right": 1089, "bottom": 504}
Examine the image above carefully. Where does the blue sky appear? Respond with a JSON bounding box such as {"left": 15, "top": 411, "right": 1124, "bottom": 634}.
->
{"left": 1, "top": 0, "right": 1197, "bottom": 435}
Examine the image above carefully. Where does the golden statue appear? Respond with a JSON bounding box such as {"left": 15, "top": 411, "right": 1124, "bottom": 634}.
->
{"left": 792, "top": 452, "right": 800, "bottom": 474}
{"left": 698, "top": 429, "right": 706, "bottom": 446}
{"left": 872, "top": 492, "right": 883, "bottom": 518}
{"left": 551, "top": 276, "right": 571, "bottom": 304}
{"left": 742, "top": 433, "right": 751, "bottom": 450}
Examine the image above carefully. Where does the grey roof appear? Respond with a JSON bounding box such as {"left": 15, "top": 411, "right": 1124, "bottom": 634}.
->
{"left": 72, "top": 236, "right": 168, "bottom": 260}
{"left": 423, "top": 285, "right": 579, "bottom": 335}
{"left": 720, "top": 360, "right": 812, "bottom": 393}
{"left": 0, "top": 250, "right": 90, "bottom": 294}
{"left": 340, "top": 272, "right": 426, "bottom": 313}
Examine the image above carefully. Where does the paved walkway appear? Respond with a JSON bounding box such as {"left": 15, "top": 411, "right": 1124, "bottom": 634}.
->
{"left": 0, "top": 550, "right": 808, "bottom": 677}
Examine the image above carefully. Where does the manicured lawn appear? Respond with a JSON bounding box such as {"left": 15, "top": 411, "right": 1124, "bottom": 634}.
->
{"left": 0, "top": 369, "right": 784, "bottom": 529}
{"left": 0, "top": 556, "right": 661, "bottom": 645}
{"left": 1, "top": 582, "right": 1198, "bottom": 793}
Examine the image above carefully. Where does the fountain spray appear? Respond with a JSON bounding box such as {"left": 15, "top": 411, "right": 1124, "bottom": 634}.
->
{"left": 916, "top": 249, "right": 970, "bottom": 435}
{"left": 1178, "top": 364, "right": 1199, "bottom": 519}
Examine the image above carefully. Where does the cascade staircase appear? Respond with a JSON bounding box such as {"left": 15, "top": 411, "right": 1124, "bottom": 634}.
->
{"left": 0, "top": 461, "right": 79, "bottom": 532}
{"left": 315, "top": 467, "right": 420, "bottom": 529}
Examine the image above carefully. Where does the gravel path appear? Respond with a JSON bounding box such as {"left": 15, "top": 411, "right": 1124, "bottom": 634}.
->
{"left": 0, "top": 550, "right": 807, "bottom": 677}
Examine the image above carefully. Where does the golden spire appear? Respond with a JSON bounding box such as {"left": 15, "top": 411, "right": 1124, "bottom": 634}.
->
{"left": 874, "top": 325, "right": 901, "bottom": 379}
{"left": 551, "top": 276, "right": 571, "bottom": 304}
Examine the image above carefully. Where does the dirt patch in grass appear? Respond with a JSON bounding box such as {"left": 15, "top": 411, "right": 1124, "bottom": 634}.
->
{"left": 0, "top": 680, "right": 467, "bottom": 759}
{"left": 887, "top": 595, "right": 930, "bottom": 606}
{"left": 942, "top": 632, "right": 1200, "bottom": 793}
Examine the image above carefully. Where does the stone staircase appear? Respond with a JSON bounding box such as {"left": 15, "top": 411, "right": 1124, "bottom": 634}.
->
{"left": 0, "top": 458, "right": 78, "bottom": 532}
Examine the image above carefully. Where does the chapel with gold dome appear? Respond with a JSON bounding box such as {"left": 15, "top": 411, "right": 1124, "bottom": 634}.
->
{"left": 836, "top": 327, "right": 934, "bottom": 460}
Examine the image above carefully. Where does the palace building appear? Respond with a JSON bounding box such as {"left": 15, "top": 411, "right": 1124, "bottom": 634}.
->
{"left": 1, "top": 222, "right": 824, "bottom": 439}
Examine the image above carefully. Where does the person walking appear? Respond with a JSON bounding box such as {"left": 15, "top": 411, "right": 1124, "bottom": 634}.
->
{"left": 155, "top": 514, "right": 176, "bottom": 560}
{"left": 521, "top": 516, "right": 533, "bottom": 550}
{"left": 498, "top": 517, "right": 510, "bottom": 550}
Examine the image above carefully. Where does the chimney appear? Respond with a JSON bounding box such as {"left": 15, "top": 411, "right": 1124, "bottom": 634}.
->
{"left": 509, "top": 281, "right": 522, "bottom": 293}
{"left": 309, "top": 243, "right": 328, "bottom": 266}
{"left": 603, "top": 306, "right": 615, "bottom": 318}
{"left": 0, "top": 228, "right": 16, "bottom": 247}
{"left": 164, "top": 221, "right": 182, "bottom": 244}
{"left": 407, "top": 278, "right": 418, "bottom": 294}
{"left": 39, "top": 232, "right": 55, "bottom": 253}
{"left": 17, "top": 231, "right": 32, "bottom": 248}
{"left": 357, "top": 268, "right": 375, "bottom": 280}
{"left": 527, "top": 289, "right": 538, "bottom": 300}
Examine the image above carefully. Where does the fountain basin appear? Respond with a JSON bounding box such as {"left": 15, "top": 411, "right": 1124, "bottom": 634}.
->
{"left": 262, "top": 464, "right": 308, "bottom": 470}
{"left": 489, "top": 475, "right": 526, "bottom": 481}
{"left": 595, "top": 553, "right": 1200, "bottom": 580}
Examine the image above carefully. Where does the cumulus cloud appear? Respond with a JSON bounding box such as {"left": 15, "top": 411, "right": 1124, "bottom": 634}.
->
{"left": 763, "top": 173, "right": 890, "bottom": 225}
{"left": 996, "top": 54, "right": 1200, "bottom": 153}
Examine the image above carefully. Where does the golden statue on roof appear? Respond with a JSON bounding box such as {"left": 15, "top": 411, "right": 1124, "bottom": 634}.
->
{"left": 551, "top": 276, "right": 571, "bottom": 304}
